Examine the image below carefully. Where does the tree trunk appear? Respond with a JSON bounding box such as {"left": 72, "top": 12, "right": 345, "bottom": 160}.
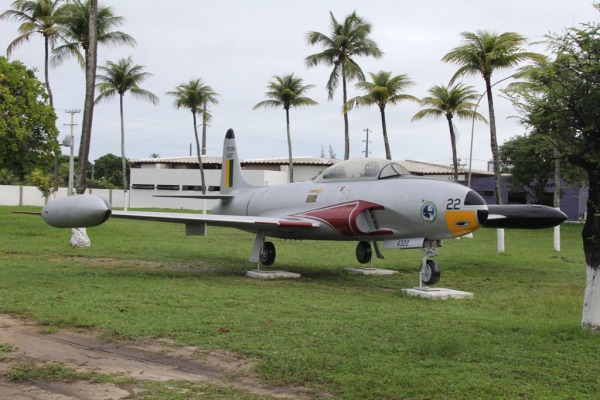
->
{"left": 201, "top": 100, "right": 208, "bottom": 155}
{"left": 446, "top": 115, "right": 459, "bottom": 182}
{"left": 581, "top": 164, "right": 600, "bottom": 330}
{"left": 285, "top": 108, "right": 294, "bottom": 183}
{"left": 380, "top": 106, "right": 391, "bottom": 160}
{"left": 342, "top": 66, "right": 350, "bottom": 160}
{"left": 45, "top": 36, "right": 60, "bottom": 194}
{"left": 192, "top": 111, "right": 206, "bottom": 195}
{"left": 72, "top": 0, "right": 98, "bottom": 247}
{"left": 484, "top": 77, "right": 505, "bottom": 253}
{"left": 120, "top": 94, "right": 128, "bottom": 210}
{"left": 485, "top": 77, "right": 502, "bottom": 205}
{"left": 553, "top": 146, "right": 561, "bottom": 252}
{"left": 75, "top": 1, "right": 98, "bottom": 195}
{"left": 43, "top": 36, "right": 54, "bottom": 108}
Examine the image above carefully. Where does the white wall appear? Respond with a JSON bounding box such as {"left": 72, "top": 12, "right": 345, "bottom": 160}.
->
{"left": 129, "top": 168, "right": 288, "bottom": 210}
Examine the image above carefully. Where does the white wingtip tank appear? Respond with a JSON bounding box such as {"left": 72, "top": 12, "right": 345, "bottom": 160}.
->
{"left": 220, "top": 129, "right": 255, "bottom": 194}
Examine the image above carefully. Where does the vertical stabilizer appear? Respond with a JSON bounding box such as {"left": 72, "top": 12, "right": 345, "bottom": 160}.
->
{"left": 220, "top": 129, "right": 254, "bottom": 194}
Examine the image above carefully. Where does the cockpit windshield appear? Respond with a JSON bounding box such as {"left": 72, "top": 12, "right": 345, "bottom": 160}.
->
{"left": 316, "top": 158, "right": 411, "bottom": 182}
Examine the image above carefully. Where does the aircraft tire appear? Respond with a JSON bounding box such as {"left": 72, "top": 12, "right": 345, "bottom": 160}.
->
{"left": 260, "top": 242, "right": 276, "bottom": 266}
{"left": 356, "top": 241, "right": 372, "bottom": 264}
{"left": 421, "top": 259, "right": 440, "bottom": 286}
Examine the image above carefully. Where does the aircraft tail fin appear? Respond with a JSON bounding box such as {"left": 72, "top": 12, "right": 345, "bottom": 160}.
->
{"left": 220, "top": 129, "right": 255, "bottom": 194}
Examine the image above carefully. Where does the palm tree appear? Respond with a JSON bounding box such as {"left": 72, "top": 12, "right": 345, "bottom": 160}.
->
{"left": 1, "top": 0, "right": 66, "bottom": 107}
{"left": 253, "top": 73, "right": 317, "bottom": 183}
{"left": 412, "top": 83, "right": 487, "bottom": 182}
{"left": 50, "top": 0, "right": 135, "bottom": 196}
{"left": 95, "top": 56, "right": 159, "bottom": 203}
{"left": 51, "top": 0, "right": 136, "bottom": 68}
{"left": 167, "top": 79, "right": 219, "bottom": 195}
{"left": 442, "top": 31, "right": 544, "bottom": 202}
{"left": 345, "top": 71, "right": 417, "bottom": 160}
{"left": 305, "top": 11, "right": 383, "bottom": 160}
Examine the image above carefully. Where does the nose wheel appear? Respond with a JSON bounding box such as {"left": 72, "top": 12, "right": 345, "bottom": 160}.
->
{"left": 419, "top": 240, "right": 441, "bottom": 286}
{"left": 420, "top": 258, "right": 440, "bottom": 286}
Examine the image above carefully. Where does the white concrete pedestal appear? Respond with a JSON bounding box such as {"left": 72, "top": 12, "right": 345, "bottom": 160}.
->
{"left": 401, "top": 287, "right": 473, "bottom": 300}
{"left": 344, "top": 268, "right": 398, "bottom": 276}
{"left": 245, "top": 270, "right": 301, "bottom": 279}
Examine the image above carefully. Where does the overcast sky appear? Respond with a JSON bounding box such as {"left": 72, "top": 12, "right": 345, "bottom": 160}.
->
{"left": 0, "top": 0, "right": 596, "bottom": 170}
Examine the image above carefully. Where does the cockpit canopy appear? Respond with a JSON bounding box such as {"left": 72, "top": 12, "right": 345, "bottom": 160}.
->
{"left": 315, "top": 158, "right": 411, "bottom": 182}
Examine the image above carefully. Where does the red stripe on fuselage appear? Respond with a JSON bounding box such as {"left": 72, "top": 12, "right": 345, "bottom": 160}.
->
{"left": 293, "top": 200, "right": 390, "bottom": 236}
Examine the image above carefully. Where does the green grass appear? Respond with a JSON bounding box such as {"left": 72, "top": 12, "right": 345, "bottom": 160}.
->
{"left": 1, "top": 206, "right": 598, "bottom": 399}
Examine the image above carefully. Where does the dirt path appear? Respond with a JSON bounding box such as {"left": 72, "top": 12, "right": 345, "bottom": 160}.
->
{"left": 0, "top": 315, "right": 319, "bottom": 399}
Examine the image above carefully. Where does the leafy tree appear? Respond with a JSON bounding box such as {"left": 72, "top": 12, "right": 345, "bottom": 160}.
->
{"left": 95, "top": 56, "right": 158, "bottom": 194}
{"left": 305, "top": 11, "right": 383, "bottom": 160}
{"left": 0, "top": 56, "right": 59, "bottom": 180}
{"left": 253, "top": 73, "right": 318, "bottom": 182}
{"left": 499, "top": 134, "right": 557, "bottom": 205}
{"left": 167, "top": 79, "right": 219, "bottom": 194}
{"left": 443, "top": 31, "right": 544, "bottom": 202}
{"left": 346, "top": 71, "right": 417, "bottom": 160}
{"left": 29, "top": 168, "right": 53, "bottom": 200}
{"left": 412, "top": 83, "right": 487, "bottom": 182}
{"left": 506, "top": 7, "right": 600, "bottom": 330}
{"left": 1, "top": 0, "right": 67, "bottom": 191}
{"left": 1, "top": 0, "right": 66, "bottom": 108}
{"left": 0, "top": 168, "right": 16, "bottom": 185}
{"left": 93, "top": 153, "right": 127, "bottom": 188}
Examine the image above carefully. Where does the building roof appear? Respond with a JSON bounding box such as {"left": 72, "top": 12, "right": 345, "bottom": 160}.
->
{"left": 131, "top": 156, "right": 492, "bottom": 177}
{"left": 132, "top": 156, "right": 338, "bottom": 166}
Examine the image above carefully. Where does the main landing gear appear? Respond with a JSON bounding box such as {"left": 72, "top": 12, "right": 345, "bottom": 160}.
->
{"left": 355, "top": 240, "right": 441, "bottom": 286}
{"left": 259, "top": 241, "right": 276, "bottom": 266}
{"left": 355, "top": 241, "right": 384, "bottom": 267}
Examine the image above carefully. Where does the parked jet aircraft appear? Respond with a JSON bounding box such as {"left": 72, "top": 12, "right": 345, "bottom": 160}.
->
{"left": 39, "top": 129, "right": 567, "bottom": 285}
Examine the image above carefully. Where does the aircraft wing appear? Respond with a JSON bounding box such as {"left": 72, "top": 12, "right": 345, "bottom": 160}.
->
{"left": 111, "top": 210, "right": 319, "bottom": 232}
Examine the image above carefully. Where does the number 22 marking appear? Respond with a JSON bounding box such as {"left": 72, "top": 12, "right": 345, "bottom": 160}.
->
{"left": 446, "top": 198, "right": 461, "bottom": 210}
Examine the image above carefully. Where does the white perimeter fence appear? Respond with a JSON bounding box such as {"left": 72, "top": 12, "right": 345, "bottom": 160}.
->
{"left": 0, "top": 185, "right": 126, "bottom": 208}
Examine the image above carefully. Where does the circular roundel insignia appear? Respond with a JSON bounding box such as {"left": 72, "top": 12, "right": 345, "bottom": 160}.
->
{"left": 420, "top": 201, "right": 437, "bottom": 223}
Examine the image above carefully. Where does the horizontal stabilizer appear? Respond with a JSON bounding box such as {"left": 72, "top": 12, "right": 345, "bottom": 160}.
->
{"left": 484, "top": 204, "right": 567, "bottom": 229}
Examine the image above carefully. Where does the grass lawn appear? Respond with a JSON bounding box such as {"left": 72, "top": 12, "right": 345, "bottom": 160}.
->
{"left": 1, "top": 206, "right": 598, "bottom": 399}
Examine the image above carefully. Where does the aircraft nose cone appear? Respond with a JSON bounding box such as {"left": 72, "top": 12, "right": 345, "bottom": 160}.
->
{"left": 477, "top": 209, "right": 489, "bottom": 226}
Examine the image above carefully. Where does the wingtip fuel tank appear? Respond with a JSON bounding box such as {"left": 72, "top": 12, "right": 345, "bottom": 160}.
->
{"left": 41, "top": 195, "right": 112, "bottom": 228}
{"left": 484, "top": 204, "right": 567, "bottom": 229}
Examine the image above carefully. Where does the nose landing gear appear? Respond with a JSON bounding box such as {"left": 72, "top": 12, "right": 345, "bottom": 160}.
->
{"left": 419, "top": 240, "right": 441, "bottom": 286}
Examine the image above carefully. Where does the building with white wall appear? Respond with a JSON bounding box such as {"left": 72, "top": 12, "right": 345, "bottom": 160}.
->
{"left": 129, "top": 156, "right": 492, "bottom": 210}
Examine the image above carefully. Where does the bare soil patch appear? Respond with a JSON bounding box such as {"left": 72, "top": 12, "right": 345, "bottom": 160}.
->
{"left": 0, "top": 314, "right": 319, "bottom": 399}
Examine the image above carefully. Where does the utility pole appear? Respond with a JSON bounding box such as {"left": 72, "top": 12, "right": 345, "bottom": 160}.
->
{"left": 64, "top": 109, "right": 81, "bottom": 196}
{"left": 362, "top": 128, "right": 371, "bottom": 158}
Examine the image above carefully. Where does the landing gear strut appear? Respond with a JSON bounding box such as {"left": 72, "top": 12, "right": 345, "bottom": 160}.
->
{"left": 419, "top": 240, "right": 441, "bottom": 286}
